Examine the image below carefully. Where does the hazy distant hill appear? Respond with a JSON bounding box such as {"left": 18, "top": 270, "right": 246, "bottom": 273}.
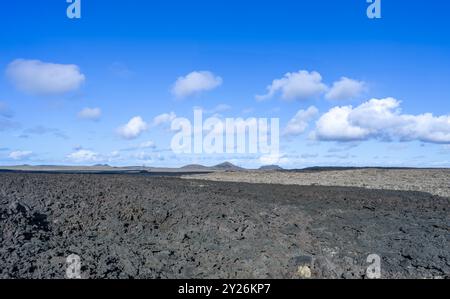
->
{"left": 180, "top": 164, "right": 211, "bottom": 171}
{"left": 212, "top": 162, "right": 244, "bottom": 171}
{"left": 0, "top": 162, "right": 248, "bottom": 173}
{"left": 259, "top": 165, "right": 284, "bottom": 171}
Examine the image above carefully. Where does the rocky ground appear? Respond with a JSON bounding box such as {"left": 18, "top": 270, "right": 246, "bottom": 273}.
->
{"left": 0, "top": 172, "right": 449, "bottom": 279}
{"left": 183, "top": 168, "right": 450, "bottom": 197}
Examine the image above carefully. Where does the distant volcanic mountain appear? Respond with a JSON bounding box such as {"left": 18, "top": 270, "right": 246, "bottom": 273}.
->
{"left": 180, "top": 164, "right": 211, "bottom": 171}
{"left": 259, "top": 165, "right": 284, "bottom": 171}
{"left": 180, "top": 162, "right": 244, "bottom": 171}
{"left": 212, "top": 162, "right": 244, "bottom": 171}
{"left": 93, "top": 164, "right": 111, "bottom": 167}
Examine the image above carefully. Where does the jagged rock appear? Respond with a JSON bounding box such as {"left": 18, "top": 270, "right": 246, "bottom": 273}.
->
{"left": 0, "top": 173, "right": 448, "bottom": 279}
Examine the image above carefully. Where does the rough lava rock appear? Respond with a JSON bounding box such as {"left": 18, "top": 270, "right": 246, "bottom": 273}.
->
{"left": 0, "top": 173, "right": 448, "bottom": 279}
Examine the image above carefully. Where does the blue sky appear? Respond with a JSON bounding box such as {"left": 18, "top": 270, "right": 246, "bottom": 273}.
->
{"left": 1, "top": 0, "right": 450, "bottom": 168}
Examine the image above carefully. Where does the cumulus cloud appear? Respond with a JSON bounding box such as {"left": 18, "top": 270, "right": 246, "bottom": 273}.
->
{"left": 171, "top": 71, "right": 222, "bottom": 98}
{"left": 66, "top": 148, "right": 122, "bottom": 164}
{"left": 153, "top": 112, "right": 176, "bottom": 127}
{"left": 325, "top": 77, "right": 366, "bottom": 100}
{"left": 78, "top": 107, "right": 102, "bottom": 121}
{"left": 313, "top": 98, "right": 450, "bottom": 144}
{"left": 256, "top": 70, "right": 328, "bottom": 101}
{"left": 314, "top": 106, "right": 370, "bottom": 141}
{"left": 9, "top": 150, "right": 33, "bottom": 160}
{"left": 6, "top": 59, "right": 85, "bottom": 95}
{"left": 283, "top": 106, "right": 319, "bottom": 137}
{"left": 67, "top": 149, "right": 99, "bottom": 163}
{"left": 117, "top": 116, "right": 148, "bottom": 140}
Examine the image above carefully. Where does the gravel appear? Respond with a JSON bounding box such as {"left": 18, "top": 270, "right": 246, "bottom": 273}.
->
{"left": 183, "top": 168, "right": 450, "bottom": 198}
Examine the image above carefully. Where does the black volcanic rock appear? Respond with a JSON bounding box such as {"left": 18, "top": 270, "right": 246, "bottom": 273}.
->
{"left": 0, "top": 173, "right": 448, "bottom": 279}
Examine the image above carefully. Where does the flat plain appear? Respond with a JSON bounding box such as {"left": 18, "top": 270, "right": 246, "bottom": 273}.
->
{"left": 183, "top": 168, "right": 450, "bottom": 197}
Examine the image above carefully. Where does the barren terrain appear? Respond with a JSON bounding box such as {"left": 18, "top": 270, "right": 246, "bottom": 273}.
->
{"left": 0, "top": 172, "right": 448, "bottom": 279}
{"left": 183, "top": 168, "right": 450, "bottom": 197}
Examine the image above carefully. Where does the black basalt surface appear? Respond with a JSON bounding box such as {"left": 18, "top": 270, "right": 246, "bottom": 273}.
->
{"left": 0, "top": 173, "right": 448, "bottom": 279}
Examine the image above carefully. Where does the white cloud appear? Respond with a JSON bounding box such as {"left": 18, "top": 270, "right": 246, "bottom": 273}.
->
{"left": 67, "top": 149, "right": 99, "bottom": 163}
{"left": 171, "top": 71, "right": 222, "bottom": 98}
{"left": 283, "top": 106, "right": 319, "bottom": 137}
{"left": 6, "top": 59, "right": 85, "bottom": 95}
{"left": 78, "top": 107, "right": 102, "bottom": 121}
{"left": 325, "top": 77, "right": 366, "bottom": 100}
{"left": 66, "top": 149, "right": 123, "bottom": 164}
{"left": 9, "top": 151, "right": 33, "bottom": 160}
{"left": 153, "top": 112, "right": 176, "bottom": 127}
{"left": 117, "top": 116, "right": 148, "bottom": 140}
{"left": 109, "top": 150, "right": 121, "bottom": 158}
{"left": 256, "top": 70, "right": 328, "bottom": 101}
{"left": 314, "top": 106, "right": 371, "bottom": 141}
{"left": 313, "top": 98, "right": 450, "bottom": 144}
{"left": 259, "top": 153, "right": 289, "bottom": 165}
